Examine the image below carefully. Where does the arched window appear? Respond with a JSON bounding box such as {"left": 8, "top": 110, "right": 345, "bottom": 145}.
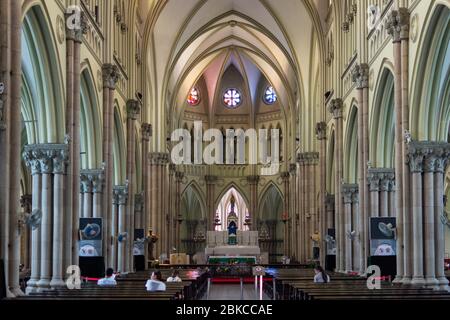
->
{"left": 223, "top": 88, "right": 241, "bottom": 108}
{"left": 263, "top": 86, "right": 277, "bottom": 104}
{"left": 187, "top": 87, "right": 200, "bottom": 106}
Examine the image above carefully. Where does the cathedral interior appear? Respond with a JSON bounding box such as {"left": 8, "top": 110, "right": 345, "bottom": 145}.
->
{"left": 1, "top": 0, "right": 450, "bottom": 303}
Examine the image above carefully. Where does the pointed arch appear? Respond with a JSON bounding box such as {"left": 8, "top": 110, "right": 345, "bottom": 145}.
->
{"left": 214, "top": 182, "right": 249, "bottom": 210}
{"left": 80, "top": 66, "right": 102, "bottom": 169}
{"left": 21, "top": 4, "right": 65, "bottom": 143}
{"left": 370, "top": 67, "right": 395, "bottom": 168}
{"left": 411, "top": 4, "right": 450, "bottom": 141}
{"left": 344, "top": 103, "right": 358, "bottom": 183}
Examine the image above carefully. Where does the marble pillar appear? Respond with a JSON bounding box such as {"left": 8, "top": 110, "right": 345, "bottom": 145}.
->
{"left": 407, "top": 141, "right": 450, "bottom": 289}
{"left": 342, "top": 185, "right": 356, "bottom": 273}
{"left": 115, "top": 185, "right": 128, "bottom": 273}
{"left": 386, "top": 7, "right": 410, "bottom": 284}
{"left": 316, "top": 122, "right": 327, "bottom": 267}
{"left": 281, "top": 171, "right": 290, "bottom": 256}
{"left": 23, "top": 144, "right": 68, "bottom": 292}
{"left": 147, "top": 153, "right": 169, "bottom": 260}
{"left": 141, "top": 123, "right": 152, "bottom": 268}
{"left": 175, "top": 171, "right": 184, "bottom": 251}
{"left": 126, "top": 100, "right": 140, "bottom": 272}
{"left": 247, "top": 175, "right": 260, "bottom": 231}
{"left": 20, "top": 195, "right": 32, "bottom": 270}
{"left": 205, "top": 175, "right": 218, "bottom": 230}
{"left": 328, "top": 99, "right": 343, "bottom": 272}
{"left": 352, "top": 63, "right": 370, "bottom": 273}
{"left": 102, "top": 64, "right": 120, "bottom": 267}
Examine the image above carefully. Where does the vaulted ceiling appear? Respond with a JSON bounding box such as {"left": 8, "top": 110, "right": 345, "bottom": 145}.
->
{"left": 137, "top": 0, "right": 326, "bottom": 144}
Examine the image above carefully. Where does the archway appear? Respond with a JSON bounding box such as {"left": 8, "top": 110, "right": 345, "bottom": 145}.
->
{"left": 258, "top": 183, "right": 284, "bottom": 263}
{"left": 180, "top": 183, "right": 206, "bottom": 256}
{"left": 215, "top": 187, "right": 249, "bottom": 232}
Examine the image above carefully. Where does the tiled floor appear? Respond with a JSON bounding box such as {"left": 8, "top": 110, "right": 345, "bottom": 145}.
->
{"left": 202, "top": 284, "right": 271, "bottom": 300}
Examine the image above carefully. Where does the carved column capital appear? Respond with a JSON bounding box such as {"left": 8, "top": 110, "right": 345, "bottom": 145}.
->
{"left": 342, "top": 184, "right": 358, "bottom": 204}
{"left": 352, "top": 63, "right": 369, "bottom": 89}
{"left": 126, "top": 99, "right": 140, "bottom": 120}
{"left": 328, "top": 99, "right": 343, "bottom": 119}
{"left": 175, "top": 171, "right": 185, "bottom": 183}
{"left": 65, "top": 8, "right": 89, "bottom": 42}
{"left": 102, "top": 63, "right": 120, "bottom": 90}
{"left": 386, "top": 8, "right": 410, "bottom": 43}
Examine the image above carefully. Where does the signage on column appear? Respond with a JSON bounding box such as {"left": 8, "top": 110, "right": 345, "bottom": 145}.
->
{"left": 79, "top": 218, "right": 103, "bottom": 257}
{"left": 370, "top": 217, "right": 396, "bottom": 256}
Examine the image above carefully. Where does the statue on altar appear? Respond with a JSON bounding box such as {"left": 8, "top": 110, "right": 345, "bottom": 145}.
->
{"left": 227, "top": 195, "right": 238, "bottom": 245}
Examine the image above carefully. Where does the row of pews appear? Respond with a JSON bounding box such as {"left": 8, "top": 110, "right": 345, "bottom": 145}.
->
{"left": 11, "top": 269, "right": 207, "bottom": 301}
{"left": 268, "top": 269, "right": 450, "bottom": 300}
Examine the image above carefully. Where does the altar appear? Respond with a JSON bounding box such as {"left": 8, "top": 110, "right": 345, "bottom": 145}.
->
{"left": 205, "top": 231, "right": 260, "bottom": 257}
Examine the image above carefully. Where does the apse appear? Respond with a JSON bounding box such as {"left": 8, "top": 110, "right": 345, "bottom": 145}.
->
{"left": 215, "top": 187, "right": 249, "bottom": 232}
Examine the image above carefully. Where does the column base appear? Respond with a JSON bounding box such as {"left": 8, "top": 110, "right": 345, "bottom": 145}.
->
{"left": 36, "top": 279, "right": 51, "bottom": 291}
{"left": 411, "top": 276, "right": 426, "bottom": 286}
{"left": 392, "top": 276, "right": 403, "bottom": 284}
{"left": 50, "top": 278, "right": 66, "bottom": 289}
{"left": 25, "top": 278, "right": 39, "bottom": 294}
{"left": 424, "top": 277, "right": 439, "bottom": 289}
{"left": 9, "top": 287, "right": 25, "bottom": 297}
{"left": 401, "top": 276, "right": 412, "bottom": 285}
{"left": 437, "top": 276, "right": 449, "bottom": 291}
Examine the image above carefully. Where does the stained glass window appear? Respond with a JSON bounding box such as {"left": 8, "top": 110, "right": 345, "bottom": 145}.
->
{"left": 187, "top": 87, "right": 200, "bottom": 106}
{"left": 264, "top": 86, "right": 277, "bottom": 104}
{"left": 223, "top": 88, "right": 242, "bottom": 108}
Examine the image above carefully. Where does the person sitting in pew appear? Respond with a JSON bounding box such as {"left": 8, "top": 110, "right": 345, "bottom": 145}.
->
{"left": 97, "top": 268, "right": 117, "bottom": 286}
{"left": 166, "top": 270, "right": 182, "bottom": 283}
{"left": 145, "top": 270, "right": 166, "bottom": 291}
{"left": 313, "top": 265, "right": 330, "bottom": 283}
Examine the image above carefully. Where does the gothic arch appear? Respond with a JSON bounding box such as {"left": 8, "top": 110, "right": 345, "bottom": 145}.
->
{"left": 214, "top": 182, "right": 249, "bottom": 210}
{"left": 80, "top": 67, "right": 102, "bottom": 169}
{"left": 370, "top": 67, "right": 395, "bottom": 168}
{"left": 21, "top": 4, "right": 65, "bottom": 143}
{"left": 113, "top": 104, "right": 126, "bottom": 185}
{"left": 344, "top": 103, "right": 358, "bottom": 183}
{"left": 411, "top": 4, "right": 450, "bottom": 140}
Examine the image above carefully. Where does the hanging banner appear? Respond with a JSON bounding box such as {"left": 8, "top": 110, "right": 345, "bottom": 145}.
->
{"left": 79, "top": 218, "right": 103, "bottom": 257}
{"left": 370, "top": 217, "right": 396, "bottom": 256}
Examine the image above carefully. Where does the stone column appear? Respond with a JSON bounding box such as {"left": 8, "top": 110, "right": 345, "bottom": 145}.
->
{"left": 423, "top": 153, "right": 438, "bottom": 288}
{"left": 379, "top": 174, "right": 390, "bottom": 218}
{"left": 102, "top": 64, "right": 120, "bottom": 267}
{"left": 352, "top": 191, "right": 360, "bottom": 273}
{"left": 289, "top": 164, "right": 297, "bottom": 260}
{"left": 80, "top": 175, "right": 92, "bottom": 218}
{"left": 328, "top": 99, "right": 343, "bottom": 272}
{"left": 388, "top": 179, "right": 396, "bottom": 218}
{"left": 20, "top": 195, "right": 32, "bottom": 270}
{"left": 126, "top": 100, "right": 140, "bottom": 272}
{"left": 368, "top": 170, "right": 380, "bottom": 218}
{"left": 167, "top": 164, "right": 175, "bottom": 255}
{"left": 141, "top": 123, "right": 152, "bottom": 267}
{"left": 205, "top": 175, "right": 218, "bottom": 230}
{"left": 247, "top": 175, "right": 260, "bottom": 231}
{"left": 352, "top": 63, "right": 370, "bottom": 273}
{"left": 316, "top": 122, "right": 327, "bottom": 267}
{"left": 281, "top": 171, "right": 290, "bottom": 256}
{"left": 148, "top": 153, "right": 169, "bottom": 259}
{"left": 110, "top": 189, "right": 119, "bottom": 271}
{"left": 386, "top": 7, "right": 410, "bottom": 284}
{"left": 407, "top": 145, "right": 425, "bottom": 286}
{"left": 23, "top": 150, "right": 41, "bottom": 294}
{"left": 135, "top": 193, "right": 144, "bottom": 229}
{"left": 296, "top": 155, "right": 305, "bottom": 263}
{"left": 36, "top": 150, "right": 54, "bottom": 291}
{"left": 116, "top": 185, "right": 128, "bottom": 273}
{"left": 175, "top": 171, "right": 184, "bottom": 251}
{"left": 342, "top": 186, "right": 352, "bottom": 273}
{"left": 50, "top": 148, "right": 69, "bottom": 288}
{"left": 0, "top": 0, "right": 12, "bottom": 297}
{"left": 434, "top": 150, "right": 450, "bottom": 290}
{"left": 91, "top": 170, "right": 105, "bottom": 219}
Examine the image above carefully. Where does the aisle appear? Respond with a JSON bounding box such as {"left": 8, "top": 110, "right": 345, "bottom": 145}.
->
{"left": 202, "top": 284, "right": 270, "bottom": 300}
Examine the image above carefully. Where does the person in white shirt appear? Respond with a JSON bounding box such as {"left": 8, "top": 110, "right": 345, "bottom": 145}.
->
{"left": 145, "top": 270, "right": 166, "bottom": 291}
{"left": 97, "top": 268, "right": 117, "bottom": 286}
{"left": 313, "top": 265, "right": 330, "bottom": 283}
{"left": 166, "top": 270, "right": 182, "bottom": 283}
